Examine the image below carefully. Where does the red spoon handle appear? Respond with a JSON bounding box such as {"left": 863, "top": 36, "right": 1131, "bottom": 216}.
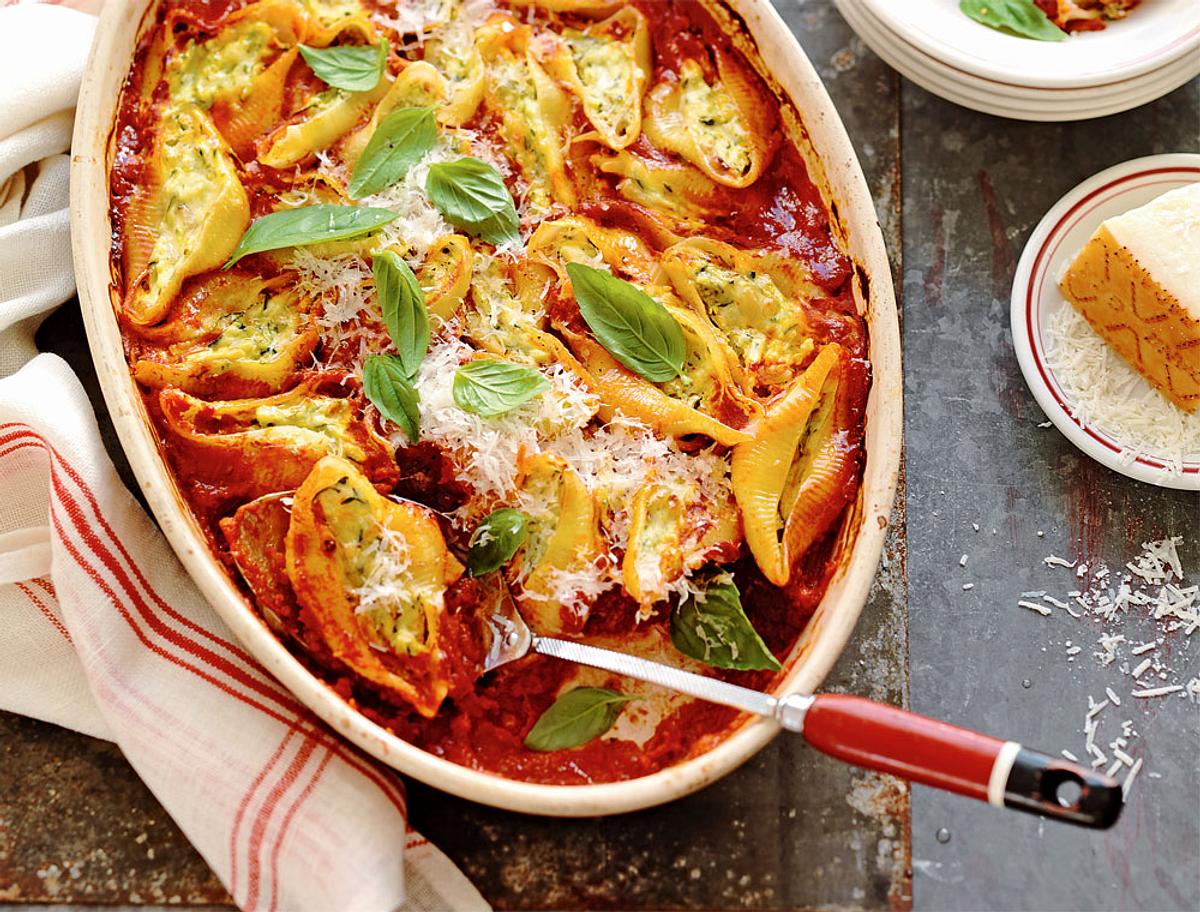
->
{"left": 801, "top": 694, "right": 1123, "bottom": 829}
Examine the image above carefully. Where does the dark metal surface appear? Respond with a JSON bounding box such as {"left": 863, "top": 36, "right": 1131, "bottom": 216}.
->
{"left": 900, "top": 76, "right": 1200, "bottom": 912}
{"left": 5, "top": 1, "right": 1195, "bottom": 909}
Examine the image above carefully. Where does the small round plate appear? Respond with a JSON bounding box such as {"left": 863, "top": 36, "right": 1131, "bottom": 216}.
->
{"left": 862, "top": 0, "right": 1200, "bottom": 89}
{"left": 1011, "top": 154, "right": 1200, "bottom": 491}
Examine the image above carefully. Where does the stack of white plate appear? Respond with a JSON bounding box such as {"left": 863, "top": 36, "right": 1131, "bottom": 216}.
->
{"left": 833, "top": 0, "right": 1200, "bottom": 121}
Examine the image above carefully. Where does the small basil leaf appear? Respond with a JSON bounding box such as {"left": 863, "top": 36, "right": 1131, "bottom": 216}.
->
{"left": 224, "top": 204, "right": 398, "bottom": 268}
{"left": 566, "top": 262, "right": 686, "bottom": 383}
{"left": 363, "top": 354, "right": 420, "bottom": 442}
{"left": 467, "top": 508, "right": 530, "bottom": 576}
{"left": 349, "top": 107, "right": 438, "bottom": 199}
{"left": 299, "top": 41, "right": 389, "bottom": 92}
{"left": 373, "top": 250, "right": 429, "bottom": 379}
{"left": 524, "top": 687, "right": 635, "bottom": 752}
{"left": 670, "top": 579, "right": 781, "bottom": 671}
{"left": 425, "top": 157, "right": 520, "bottom": 246}
{"left": 452, "top": 360, "right": 550, "bottom": 417}
{"left": 959, "top": 0, "right": 1065, "bottom": 41}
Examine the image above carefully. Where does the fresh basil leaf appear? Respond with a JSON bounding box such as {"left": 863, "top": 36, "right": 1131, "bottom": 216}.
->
{"left": 670, "top": 578, "right": 781, "bottom": 671}
{"left": 452, "top": 360, "right": 550, "bottom": 417}
{"left": 524, "top": 687, "right": 635, "bottom": 752}
{"left": 349, "top": 107, "right": 437, "bottom": 199}
{"left": 224, "top": 204, "right": 398, "bottom": 268}
{"left": 363, "top": 354, "right": 420, "bottom": 442}
{"left": 373, "top": 250, "right": 429, "bottom": 379}
{"left": 299, "top": 41, "right": 389, "bottom": 92}
{"left": 959, "top": 0, "right": 1065, "bottom": 41}
{"left": 425, "top": 157, "right": 520, "bottom": 247}
{"left": 467, "top": 508, "right": 530, "bottom": 576}
{"left": 566, "top": 263, "right": 686, "bottom": 383}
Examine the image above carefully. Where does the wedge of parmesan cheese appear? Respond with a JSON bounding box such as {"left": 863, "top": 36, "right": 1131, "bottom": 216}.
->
{"left": 1058, "top": 182, "right": 1200, "bottom": 413}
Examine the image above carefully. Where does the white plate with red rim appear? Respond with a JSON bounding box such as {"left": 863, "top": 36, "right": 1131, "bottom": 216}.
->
{"left": 1011, "top": 153, "right": 1200, "bottom": 491}
{"left": 861, "top": 0, "right": 1200, "bottom": 90}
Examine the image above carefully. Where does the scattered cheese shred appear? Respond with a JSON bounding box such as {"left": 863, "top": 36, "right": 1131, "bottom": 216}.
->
{"left": 1131, "top": 685, "right": 1184, "bottom": 698}
{"left": 1122, "top": 758, "right": 1144, "bottom": 798}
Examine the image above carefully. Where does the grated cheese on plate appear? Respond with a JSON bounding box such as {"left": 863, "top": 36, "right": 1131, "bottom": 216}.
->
{"left": 1045, "top": 303, "right": 1200, "bottom": 476}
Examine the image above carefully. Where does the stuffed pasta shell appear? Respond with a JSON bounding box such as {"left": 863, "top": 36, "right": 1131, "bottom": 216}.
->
{"left": 286, "top": 456, "right": 464, "bottom": 716}
{"left": 643, "top": 48, "right": 776, "bottom": 189}
{"left": 158, "top": 374, "right": 399, "bottom": 499}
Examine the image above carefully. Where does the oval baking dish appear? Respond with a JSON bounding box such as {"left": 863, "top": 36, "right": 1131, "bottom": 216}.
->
{"left": 71, "top": 0, "right": 901, "bottom": 815}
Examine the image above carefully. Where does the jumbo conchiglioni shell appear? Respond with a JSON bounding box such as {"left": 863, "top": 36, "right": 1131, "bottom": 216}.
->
{"left": 660, "top": 302, "right": 762, "bottom": 431}
{"left": 133, "top": 277, "right": 318, "bottom": 398}
{"left": 538, "top": 7, "right": 651, "bottom": 151}
{"left": 127, "top": 272, "right": 243, "bottom": 345}
{"left": 731, "top": 344, "right": 842, "bottom": 586}
{"left": 780, "top": 363, "right": 857, "bottom": 567}
{"left": 135, "top": 26, "right": 171, "bottom": 109}
{"left": 526, "top": 52, "right": 577, "bottom": 208}
{"left": 286, "top": 455, "right": 464, "bottom": 717}
{"left": 219, "top": 492, "right": 299, "bottom": 637}
{"left": 299, "top": 0, "right": 378, "bottom": 47}
{"left": 661, "top": 237, "right": 817, "bottom": 395}
{"left": 340, "top": 61, "right": 448, "bottom": 169}
{"left": 526, "top": 215, "right": 659, "bottom": 284}
{"left": 644, "top": 50, "right": 777, "bottom": 189}
{"left": 511, "top": 259, "right": 558, "bottom": 314}
{"left": 563, "top": 327, "right": 752, "bottom": 447}
{"left": 508, "top": 453, "right": 605, "bottom": 637}
{"left": 257, "top": 75, "right": 389, "bottom": 169}
{"left": 477, "top": 17, "right": 577, "bottom": 210}
{"left": 158, "top": 374, "right": 399, "bottom": 499}
{"left": 122, "top": 106, "right": 250, "bottom": 326}
{"left": 417, "top": 234, "right": 473, "bottom": 321}
{"left": 121, "top": 166, "right": 163, "bottom": 309}
{"left": 592, "top": 149, "right": 730, "bottom": 222}
{"left": 228, "top": 0, "right": 307, "bottom": 45}
{"left": 212, "top": 47, "right": 297, "bottom": 159}
{"left": 424, "top": 32, "right": 485, "bottom": 127}
{"left": 463, "top": 256, "right": 567, "bottom": 366}
{"left": 622, "top": 482, "right": 686, "bottom": 610}
{"left": 622, "top": 480, "right": 741, "bottom": 612}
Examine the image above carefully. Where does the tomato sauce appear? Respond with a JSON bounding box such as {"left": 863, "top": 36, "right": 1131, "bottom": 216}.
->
{"left": 110, "top": 0, "right": 873, "bottom": 785}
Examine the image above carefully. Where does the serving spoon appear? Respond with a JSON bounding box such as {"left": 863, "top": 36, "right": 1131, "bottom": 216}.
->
{"left": 482, "top": 594, "right": 1123, "bottom": 830}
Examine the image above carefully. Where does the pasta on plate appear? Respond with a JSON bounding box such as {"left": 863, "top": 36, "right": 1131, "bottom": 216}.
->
{"left": 109, "top": 0, "right": 871, "bottom": 783}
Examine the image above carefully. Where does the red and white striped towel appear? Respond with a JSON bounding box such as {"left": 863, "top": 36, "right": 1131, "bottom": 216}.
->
{"left": 0, "top": 6, "right": 488, "bottom": 911}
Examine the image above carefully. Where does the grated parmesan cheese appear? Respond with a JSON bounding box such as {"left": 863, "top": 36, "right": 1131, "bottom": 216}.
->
{"left": 1045, "top": 303, "right": 1200, "bottom": 476}
{"left": 1122, "top": 758, "right": 1144, "bottom": 797}
{"left": 1131, "top": 685, "right": 1184, "bottom": 698}
{"left": 291, "top": 248, "right": 373, "bottom": 326}
{"left": 406, "top": 333, "right": 736, "bottom": 610}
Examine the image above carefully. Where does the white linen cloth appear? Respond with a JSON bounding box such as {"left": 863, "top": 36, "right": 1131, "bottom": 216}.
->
{"left": 0, "top": 6, "right": 488, "bottom": 911}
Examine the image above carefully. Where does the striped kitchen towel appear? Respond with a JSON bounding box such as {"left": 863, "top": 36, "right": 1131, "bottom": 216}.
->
{"left": 0, "top": 5, "right": 488, "bottom": 911}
